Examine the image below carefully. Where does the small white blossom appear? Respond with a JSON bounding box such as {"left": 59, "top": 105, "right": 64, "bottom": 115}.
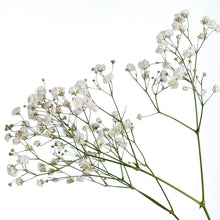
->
{"left": 12, "top": 137, "right": 20, "bottom": 145}
{"left": 182, "top": 86, "right": 188, "bottom": 91}
{"left": 173, "top": 67, "right": 185, "bottom": 79}
{"left": 123, "top": 119, "right": 133, "bottom": 129}
{"left": 201, "top": 16, "right": 210, "bottom": 25}
{"left": 75, "top": 133, "right": 85, "bottom": 145}
{"left": 16, "top": 178, "right": 24, "bottom": 186}
{"left": 169, "top": 78, "right": 179, "bottom": 89}
{"left": 137, "top": 114, "right": 143, "bottom": 120}
{"left": 103, "top": 73, "right": 113, "bottom": 84}
{"left": 36, "top": 86, "right": 46, "bottom": 99}
{"left": 126, "top": 63, "right": 136, "bottom": 72}
{"left": 7, "top": 164, "right": 17, "bottom": 177}
{"left": 66, "top": 177, "right": 74, "bottom": 184}
{"left": 160, "top": 70, "right": 168, "bottom": 83}
{"left": 36, "top": 179, "right": 44, "bottom": 187}
{"left": 215, "top": 25, "right": 220, "bottom": 32}
{"left": 208, "top": 19, "right": 217, "bottom": 29}
{"left": 120, "top": 142, "right": 127, "bottom": 148}
{"left": 213, "top": 85, "right": 219, "bottom": 93}
{"left": 183, "top": 45, "right": 197, "bottom": 58}
{"left": 4, "top": 133, "right": 11, "bottom": 142}
{"left": 138, "top": 59, "right": 150, "bottom": 70}
{"left": 12, "top": 107, "right": 21, "bottom": 116}
{"left": 156, "top": 42, "right": 168, "bottom": 54}
{"left": 33, "top": 140, "right": 41, "bottom": 147}
{"left": 17, "top": 155, "right": 29, "bottom": 165}
{"left": 180, "top": 10, "right": 189, "bottom": 18}
{"left": 198, "top": 33, "right": 206, "bottom": 40}
{"left": 162, "top": 61, "right": 171, "bottom": 69}
{"left": 76, "top": 176, "right": 85, "bottom": 182}
{"left": 95, "top": 64, "right": 106, "bottom": 72}
{"left": 156, "top": 30, "right": 174, "bottom": 43}
{"left": 201, "top": 89, "right": 207, "bottom": 96}
{"left": 50, "top": 87, "right": 65, "bottom": 98}
{"left": 38, "top": 163, "right": 46, "bottom": 172}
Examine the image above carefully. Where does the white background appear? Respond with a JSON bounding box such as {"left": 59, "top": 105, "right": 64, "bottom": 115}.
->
{"left": 0, "top": 0, "right": 220, "bottom": 219}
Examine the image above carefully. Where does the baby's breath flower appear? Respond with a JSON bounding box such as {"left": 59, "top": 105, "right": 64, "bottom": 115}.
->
{"left": 126, "top": 63, "right": 136, "bottom": 72}
{"left": 201, "top": 16, "right": 210, "bottom": 25}
{"left": 201, "top": 89, "right": 207, "bottom": 96}
{"left": 75, "top": 133, "right": 85, "bottom": 145}
{"left": 173, "top": 67, "right": 185, "bottom": 79}
{"left": 16, "top": 178, "right": 24, "bottom": 186}
{"left": 103, "top": 73, "right": 113, "bottom": 84}
{"left": 137, "top": 114, "right": 143, "bottom": 120}
{"left": 7, "top": 164, "right": 17, "bottom": 177}
{"left": 36, "top": 179, "right": 44, "bottom": 187}
{"left": 17, "top": 155, "right": 29, "bottom": 165}
{"left": 138, "top": 59, "right": 150, "bottom": 70}
{"left": 168, "top": 78, "right": 179, "bottom": 89}
{"left": 182, "top": 86, "right": 188, "bottom": 91}
{"left": 66, "top": 177, "right": 74, "bottom": 184}
{"left": 11, "top": 107, "right": 21, "bottom": 116}
{"left": 213, "top": 85, "right": 219, "bottom": 93}
{"left": 95, "top": 64, "right": 106, "bottom": 72}
{"left": 38, "top": 163, "right": 46, "bottom": 172}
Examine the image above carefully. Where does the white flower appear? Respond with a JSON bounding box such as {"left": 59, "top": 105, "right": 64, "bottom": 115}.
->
{"left": 215, "top": 25, "right": 220, "bottom": 32}
{"left": 182, "top": 86, "right": 188, "bottom": 91}
{"left": 156, "top": 30, "right": 174, "bottom": 43}
{"left": 66, "top": 177, "right": 74, "bottom": 184}
{"left": 138, "top": 59, "right": 150, "bottom": 70}
{"left": 213, "top": 85, "right": 219, "bottom": 93}
{"left": 4, "top": 133, "right": 11, "bottom": 142}
{"left": 33, "top": 140, "right": 41, "bottom": 146}
{"left": 180, "top": 10, "right": 189, "bottom": 18}
{"left": 201, "top": 16, "right": 210, "bottom": 25}
{"left": 54, "top": 140, "right": 65, "bottom": 151}
{"left": 172, "top": 21, "right": 182, "bottom": 30}
{"left": 174, "top": 13, "right": 185, "bottom": 23}
{"left": 126, "top": 63, "right": 136, "bottom": 72}
{"left": 198, "top": 33, "right": 206, "bottom": 39}
{"left": 12, "top": 107, "right": 21, "bottom": 116}
{"left": 156, "top": 42, "right": 168, "bottom": 54}
{"left": 123, "top": 119, "right": 133, "bottom": 129}
{"left": 168, "top": 78, "right": 179, "bottom": 89}
{"left": 75, "top": 133, "right": 85, "bottom": 145}
{"left": 182, "top": 45, "right": 197, "bottom": 58}
{"left": 160, "top": 70, "right": 168, "bottom": 83}
{"left": 50, "top": 87, "right": 65, "bottom": 98}
{"left": 76, "top": 176, "right": 85, "bottom": 182}
{"left": 73, "top": 80, "right": 89, "bottom": 95}
{"left": 120, "top": 142, "right": 127, "bottom": 148}
{"left": 38, "top": 163, "right": 46, "bottom": 172}
{"left": 162, "top": 61, "right": 171, "bottom": 69}
{"left": 201, "top": 89, "right": 207, "bottom": 97}
{"left": 36, "top": 86, "right": 46, "bottom": 100}
{"left": 142, "top": 70, "right": 150, "bottom": 79}
{"left": 44, "top": 114, "right": 52, "bottom": 125}
{"left": 173, "top": 67, "right": 185, "bottom": 79}
{"left": 16, "top": 178, "right": 24, "bottom": 186}
{"left": 7, "top": 164, "right": 17, "bottom": 177}
{"left": 103, "top": 73, "right": 113, "bottom": 84}
{"left": 137, "top": 114, "right": 143, "bottom": 120}
{"left": 208, "top": 19, "right": 217, "bottom": 29}
{"left": 17, "top": 155, "right": 29, "bottom": 165}
{"left": 36, "top": 179, "right": 44, "bottom": 187}
{"left": 12, "top": 137, "right": 20, "bottom": 145}
{"left": 95, "top": 64, "right": 106, "bottom": 72}
{"left": 73, "top": 97, "right": 84, "bottom": 109}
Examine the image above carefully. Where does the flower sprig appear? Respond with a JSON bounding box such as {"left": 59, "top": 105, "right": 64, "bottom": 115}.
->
{"left": 5, "top": 10, "right": 219, "bottom": 220}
